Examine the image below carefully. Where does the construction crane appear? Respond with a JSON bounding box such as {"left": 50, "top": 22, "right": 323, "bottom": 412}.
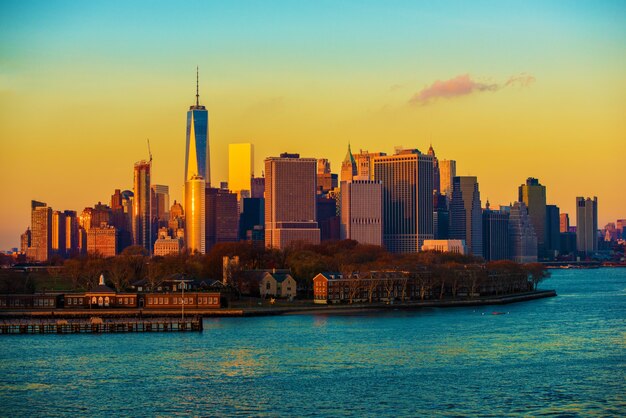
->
{"left": 146, "top": 138, "right": 152, "bottom": 163}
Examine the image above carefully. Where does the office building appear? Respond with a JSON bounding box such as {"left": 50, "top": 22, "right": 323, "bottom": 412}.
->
{"left": 353, "top": 150, "right": 386, "bottom": 180}
{"left": 185, "top": 69, "right": 210, "bottom": 186}
{"left": 239, "top": 197, "right": 264, "bottom": 241}
{"left": 206, "top": 187, "right": 239, "bottom": 250}
{"left": 450, "top": 176, "right": 483, "bottom": 256}
{"left": 433, "top": 193, "right": 449, "bottom": 240}
{"left": 317, "top": 194, "right": 341, "bottom": 241}
{"left": 427, "top": 145, "right": 440, "bottom": 194}
{"left": 439, "top": 159, "right": 456, "bottom": 198}
{"left": 51, "top": 211, "right": 66, "bottom": 257}
{"left": 509, "top": 202, "right": 538, "bottom": 263}
{"left": 519, "top": 178, "right": 547, "bottom": 257}
{"left": 545, "top": 204, "right": 560, "bottom": 258}
{"left": 374, "top": 149, "right": 434, "bottom": 253}
{"left": 133, "top": 160, "right": 151, "bottom": 253}
{"left": 251, "top": 177, "right": 265, "bottom": 199}
{"left": 151, "top": 185, "right": 170, "bottom": 222}
{"left": 482, "top": 203, "right": 510, "bottom": 261}
{"left": 341, "top": 144, "right": 357, "bottom": 182}
{"left": 29, "top": 200, "right": 52, "bottom": 262}
{"left": 228, "top": 143, "right": 253, "bottom": 197}
{"left": 265, "top": 153, "right": 320, "bottom": 249}
{"left": 185, "top": 175, "right": 206, "bottom": 254}
{"left": 340, "top": 180, "right": 382, "bottom": 246}
{"left": 87, "top": 224, "right": 118, "bottom": 257}
{"left": 153, "top": 229, "right": 183, "bottom": 256}
{"left": 317, "top": 159, "right": 338, "bottom": 193}
{"left": 20, "top": 228, "right": 31, "bottom": 254}
{"left": 576, "top": 197, "right": 598, "bottom": 255}
{"left": 560, "top": 213, "right": 570, "bottom": 233}
{"left": 422, "top": 239, "right": 467, "bottom": 254}
{"left": 64, "top": 210, "right": 79, "bottom": 257}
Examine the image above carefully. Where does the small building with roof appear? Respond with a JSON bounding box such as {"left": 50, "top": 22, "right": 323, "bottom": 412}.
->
{"left": 259, "top": 271, "right": 297, "bottom": 299}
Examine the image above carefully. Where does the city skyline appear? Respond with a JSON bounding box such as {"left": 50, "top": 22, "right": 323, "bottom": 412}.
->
{"left": 1, "top": 1, "right": 624, "bottom": 250}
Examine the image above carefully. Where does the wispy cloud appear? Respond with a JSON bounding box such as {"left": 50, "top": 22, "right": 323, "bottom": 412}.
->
{"left": 409, "top": 73, "right": 535, "bottom": 105}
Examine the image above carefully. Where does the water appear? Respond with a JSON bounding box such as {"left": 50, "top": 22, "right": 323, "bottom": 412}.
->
{"left": 1, "top": 268, "right": 625, "bottom": 417}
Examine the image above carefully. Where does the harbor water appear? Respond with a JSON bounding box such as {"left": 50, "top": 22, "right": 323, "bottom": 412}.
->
{"left": 1, "top": 268, "right": 624, "bottom": 416}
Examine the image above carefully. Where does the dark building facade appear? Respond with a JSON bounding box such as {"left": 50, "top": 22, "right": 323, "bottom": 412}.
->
{"left": 482, "top": 206, "right": 510, "bottom": 261}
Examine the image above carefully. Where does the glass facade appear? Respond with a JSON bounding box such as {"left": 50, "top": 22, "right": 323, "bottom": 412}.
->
{"left": 185, "top": 107, "right": 210, "bottom": 185}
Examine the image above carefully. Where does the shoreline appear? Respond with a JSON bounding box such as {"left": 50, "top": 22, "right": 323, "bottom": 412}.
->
{"left": 0, "top": 290, "right": 556, "bottom": 320}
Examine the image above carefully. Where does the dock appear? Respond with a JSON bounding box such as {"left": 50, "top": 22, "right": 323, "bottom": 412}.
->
{"left": 0, "top": 317, "right": 203, "bottom": 335}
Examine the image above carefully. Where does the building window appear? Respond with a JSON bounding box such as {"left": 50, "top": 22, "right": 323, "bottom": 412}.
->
{"left": 266, "top": 282, "right": 270, "bottom": 290}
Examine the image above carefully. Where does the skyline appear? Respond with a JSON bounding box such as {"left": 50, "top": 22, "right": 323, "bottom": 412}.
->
{"left": 1, "top": 1, "right": 625, "bottom": 249}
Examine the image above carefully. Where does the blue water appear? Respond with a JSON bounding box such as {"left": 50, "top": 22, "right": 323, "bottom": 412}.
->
{"left": 1, "top": 269, "right": 625, "bottom": 417}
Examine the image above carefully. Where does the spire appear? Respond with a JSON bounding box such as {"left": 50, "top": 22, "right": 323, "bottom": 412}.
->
{"left": 99, "top": 274, "right": 105, "bottom": 286}
{"left": 427, "top": 143, "right": 435, "bottom": 156}
{"left": 196, "top": 66, "right": 200, "bottom": 107}
{"left": 343, "top": 142, "right": 356, "bottom": 165}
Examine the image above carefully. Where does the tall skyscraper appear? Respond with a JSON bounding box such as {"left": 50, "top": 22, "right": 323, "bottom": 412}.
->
{"left": 545, "top": 204, "right": 561, "bottom": 258}
{"left": 340, "top": 180, "right": 383, "bottom": 246}
{"left": 340, "top": 144, "right": 357, "bottom": 182}
{"left": 317, "top": 159, "right": 338, "bottom": 193}
{"left": 251, "top": 177, "right": 265, "bottom": 199}
{"left": 450, "top": 176, "right": 483, "bottom": 256}
{"left": 509, "top": 201, "right": 538, "bottom": 263}
{"left": 64, "top": 210, "right": 79, "bottom": 257}
{"left": 151, "top": 185, "right": 170, "bottom": 222}
{"left": 519, "top": 178, "right": 547, "bottom": 257}
{"left": 439, "top": 159, "right": 456, "bottom": 198}
{"left": 206, "top": 187, "right": 239, "bottom": 250}
{"left": 265, "top": 153, "right": 320, "bottom": 249}
{"left": 228, "top": 143, "right": 253, "bottom": 197}
{"left": 482, "top": 203, "right": 510, "bottom": 261}
{"left": 20, "top": 228, "right": 31, "bottom": 254}
{"left": 576, "top": 196, "right": 598, "bottom": 255}
{"left": 374, "top": 149, "right": 434, "bottom": 253}
{"left": 185, "top": 68, "right": 210, "bottom": 185}
{"left": 29, "top": 200, "right": 52, "bottom": 262}
{"left": 427, "top": 145, "right": 440, "bottom": 195}
{"left": 560, "top": 213, "right": 570, "bottom": 233}
{"left": 185, "top": 175, "right": 206, "bottom": 254}
{"left": 133, "top": 160, "right": 151, "bottom": 252}
{"left": 51, "top": 210, "right": 67, "bottom": 257}
{"left": 353, "top": 150, "right": 386, "bottom": 180}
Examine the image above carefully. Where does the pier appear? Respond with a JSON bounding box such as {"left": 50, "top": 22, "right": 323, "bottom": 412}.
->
{"left": 0, "top": 317, "right": 203, "bottom": 335}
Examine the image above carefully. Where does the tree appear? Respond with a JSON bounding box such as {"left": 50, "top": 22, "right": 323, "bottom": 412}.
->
{"left": 524, "top": 263, "right": 550, "bottom": 290}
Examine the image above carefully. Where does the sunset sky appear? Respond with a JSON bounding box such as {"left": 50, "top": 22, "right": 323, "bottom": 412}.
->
{"left": 0, "top": 1, "right": 624, "bottom": 249}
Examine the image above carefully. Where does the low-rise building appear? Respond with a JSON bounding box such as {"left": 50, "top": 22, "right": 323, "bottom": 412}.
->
{"left": 259, "top": 271, "right": 297, "bottom": 299}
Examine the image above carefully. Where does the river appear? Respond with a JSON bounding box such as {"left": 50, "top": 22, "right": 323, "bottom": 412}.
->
{"left": 1, "top": 268, "right": 624, "bottom": 416}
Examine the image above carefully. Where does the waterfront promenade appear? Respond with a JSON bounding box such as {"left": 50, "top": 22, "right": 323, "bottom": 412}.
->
{"left": 0, "top": 289, "right": 556, "bottom": 320}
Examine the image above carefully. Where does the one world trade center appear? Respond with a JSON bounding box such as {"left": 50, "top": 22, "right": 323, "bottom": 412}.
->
{"left": 185, "top": 68, "right": 210, "bottom": 186}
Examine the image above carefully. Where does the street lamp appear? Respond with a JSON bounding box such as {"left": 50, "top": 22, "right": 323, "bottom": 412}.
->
{"left": 172, "top": 276, "right": 192, "bottom": 320}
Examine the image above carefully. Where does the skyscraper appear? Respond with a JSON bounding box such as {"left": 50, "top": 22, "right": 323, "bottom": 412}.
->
{"left": 519, "top": 178, "right": 547, "bottom": 257}
{"left": 450, "top": 176, "right": 483, "bottom": 256}
{"left": 340, "top": 144, "right": 357, "bottom": 182}
{"left": 374, "top": 149, "right": 434, "bottom": 253}
{"left": 576, "top": 196, "right": 598, "bottom": 255}
{"left": 151, "top": 185, "right": 170, "bottom": 222}
{"left": 185, "top": 175, "right": 206, "bottom": 254}
{"left": 560, "top": 213, "right": 570, "bottom": 233}
{"left": 133, "top": 160, "right": 151, "bottom": 252}
{"left": 427, "top": 145, "right": 440, "bottom": 195}
{"left": 340, "top": 180, "right": 382, "bottom": 246}
{"left": 509, "top": 201, "right": 538, "bottom": 263}
{"left": 29, "top": 200, "right": 52, "bottom": 262}
{"left": 482, "top": 203, "right": 510, "bottom": 261}
{"left": 439, "top": 159, "right": 456, "bottom": 198}
{"left": 64, "top": 210, "right": 79, "bottom": 257}
{"left": 353, "top": 150, "right": 386, "bottom": 180}
{"left": 228, "top": 143, "right": 253, "bottom": 197}
{"left": 265, "top": 153, "right": 320, "bottom": 249}
{"left": 206, "top": 187, "right": 239, "bottom": 250}
{"left": 51, "top": 210, "right": 67, "bottom": 257}
{"left": 185, "top": 68, "right": 210, "bottom": 185}
{"left": 545, "top": 204, "right": 560, "bottom": 258}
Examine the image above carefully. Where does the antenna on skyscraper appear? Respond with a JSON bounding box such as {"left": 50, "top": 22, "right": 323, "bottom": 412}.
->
{"left": 147, "top": 138, "right": 153, "bottom": 163}
{"left": 196, "top": 66, "right": 199, "bottom": 107}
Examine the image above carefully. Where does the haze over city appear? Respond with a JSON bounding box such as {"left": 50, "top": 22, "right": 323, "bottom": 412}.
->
{"left": 0, "top": 0, "right": 624, "bottom": 250}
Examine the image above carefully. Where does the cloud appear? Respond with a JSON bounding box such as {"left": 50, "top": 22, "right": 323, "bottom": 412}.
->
{"left": 409, "top": 73, "right": 534, "bottom": 105}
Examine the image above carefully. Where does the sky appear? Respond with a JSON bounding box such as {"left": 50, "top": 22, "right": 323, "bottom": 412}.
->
{"left": 0, "top": 0, "right": 624, "bottom": 250}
